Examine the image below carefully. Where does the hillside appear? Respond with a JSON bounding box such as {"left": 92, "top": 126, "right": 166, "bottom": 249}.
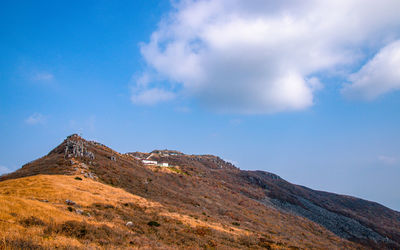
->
{"left": 1, "top": 134, "right": 399, "bottom": 249}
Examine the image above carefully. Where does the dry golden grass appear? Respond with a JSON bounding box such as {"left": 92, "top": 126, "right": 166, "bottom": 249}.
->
{"left": 0, "top": 174, "right": 160, "bottom": 208}
{"left": 0, "top": 135, "right": 379, "bottom": 249}
{"left": 0, "top": 175, "right": 135, "bottom": 249}
{"left": 0, "top": 174, "right": 277, "bottom": 249}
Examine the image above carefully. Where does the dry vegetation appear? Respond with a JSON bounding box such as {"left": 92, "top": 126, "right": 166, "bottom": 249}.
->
{"left": 0, "top": 174, "right": 356, "bottom": 249}
{"left": 2, "top": 135, "right": 395, "bottom": 249}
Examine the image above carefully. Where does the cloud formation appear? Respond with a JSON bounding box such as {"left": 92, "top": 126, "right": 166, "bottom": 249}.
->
{"left": 31, "top": 72, "right": 54, "bottom": 82}
{"left": 378, "top": 155, "right": 398, "bottom": 166}
{"left": 0, "top": 165, "right": 11, "bottom": 175}
{"left": 342, "top": 40, "right": 400, "bottom": 100}
{"left": 25, "top": 113, "right": 46, "bottom": 125}
{"left": 131, "top": 88, "right": 175, "bottom": 105}
{"left": 139, "top": 0, "right": 400, "bottom": 113}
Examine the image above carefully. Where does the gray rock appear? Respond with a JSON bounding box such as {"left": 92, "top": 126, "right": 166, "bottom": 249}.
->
{"left": 80, "top": 163, "right": 88, "bottom": 169}
{"left": 65, "top": 199, "right": 76, "bottom": 206}
{"left": 64, "top": 138, "right": 95, "bottom": 160}
{"left": 76, "top": 209, "right": 83, "bottom": 215}
{"left": 84, "top": 172, "right": 96, "bottom": 179}
{"left": 85, "top": 151, "right": 95, "bottom": 160}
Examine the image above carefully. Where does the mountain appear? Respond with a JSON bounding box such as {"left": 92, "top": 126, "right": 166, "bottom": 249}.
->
{"left": 1, "top": 134, "right": 399, "bottom": 249}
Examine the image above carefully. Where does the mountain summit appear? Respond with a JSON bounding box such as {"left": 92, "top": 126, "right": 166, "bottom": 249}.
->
{"left": 0, "top": 134, "right": 399, "bottom": 249}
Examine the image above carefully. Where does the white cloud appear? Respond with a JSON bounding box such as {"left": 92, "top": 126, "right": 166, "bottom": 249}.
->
{"left": 25, "top": 113, "right": 46, "bottom": 125}
{"left": 131, "top": 88, "right": 175, "bottom": 105}
{"left": 378, "top": 155, "right": 397, "bottom": 165}
{"left": 342, "top": 40, "right": 400, "bottom": 99}
{"left": 139, "top": 0, "right": 400, "bottom": 113}
{"left": 175, "top": 106, "right": 191, "bottom": 113}
{"left": 229, "top": 118, "right": 242, "bottom": 126}
{"left": 31, "top": 72, "right": 54, "bottom": 82}
{"left": 133, "top": 72, "right": 151, "bottom": 87}
{"left": 0, "top": 165, "right": 11, "bottom": 175}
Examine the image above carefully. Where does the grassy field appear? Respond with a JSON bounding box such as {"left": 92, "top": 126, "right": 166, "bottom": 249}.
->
{"left": 0, "top": 175, "right": 281, "bottom": 249}
{"left": 0, "top": 135, "right": 365, "bottom": 249}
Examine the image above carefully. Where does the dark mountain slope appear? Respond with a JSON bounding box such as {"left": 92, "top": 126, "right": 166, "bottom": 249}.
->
{"left": 1, "top": 134, "right": 399, "bottom": 249}
{"left": 240, "top": 171, "right": 400, "bottom": 248}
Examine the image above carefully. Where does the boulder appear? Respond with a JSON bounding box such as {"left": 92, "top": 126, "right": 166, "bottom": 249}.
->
{"left": 65, "top": 199, "right": 76, "bottom": 206}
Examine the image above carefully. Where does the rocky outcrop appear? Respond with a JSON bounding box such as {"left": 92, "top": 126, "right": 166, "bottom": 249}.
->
{"left": 151, "top": 149, "right": 184, "bottom": 156}
{"left": 64, "top": 134, "right": 95, "bottom": 160}
{"left": 84, "top": 172, "right": 97, "bottom": 179}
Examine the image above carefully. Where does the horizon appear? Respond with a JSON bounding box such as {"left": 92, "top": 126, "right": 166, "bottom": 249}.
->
{"left": 1, "top": 0, "right": 400, "bottom": 211}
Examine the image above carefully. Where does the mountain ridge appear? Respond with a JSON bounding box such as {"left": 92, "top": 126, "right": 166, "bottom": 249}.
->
{"left": 1, "top": 134, "right": 399, "bottom": 249}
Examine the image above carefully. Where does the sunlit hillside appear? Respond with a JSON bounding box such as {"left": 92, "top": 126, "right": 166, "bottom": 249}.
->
{"left": 0, "top": 174, "right": 357, "bottom": 249}
{"left": 0, "top": 135, "right": 399, "bottom": 249}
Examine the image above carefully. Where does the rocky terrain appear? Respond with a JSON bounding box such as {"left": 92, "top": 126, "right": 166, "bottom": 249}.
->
{"left": 1, "top": 134, "right": 399, "bottom": 249}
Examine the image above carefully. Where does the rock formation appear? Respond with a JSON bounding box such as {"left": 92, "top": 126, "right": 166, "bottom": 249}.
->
{"left": 64, "top": 134, "right": 95, "bottom": 160}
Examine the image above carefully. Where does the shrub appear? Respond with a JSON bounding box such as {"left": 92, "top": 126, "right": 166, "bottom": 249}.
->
{"left": 2, "top": 238, "right": 42, "bottom": 249}
{"left": 238, "top": 234, "right": 258, "bottom": 247}
{"left": 147, "top": 221, "right": 160, "bottom": 227}
{"left": 44, "top": 220, "right": 134, "bottom": 246}
{"left": 194, "top": 226, "right": 212, "bottom": 236}
{"left": 19, "top": 216, "right": 45, "bottom": 227}
{"left": 93, "top": 203, "right": 114, "bottom": 209}
{"left": 207, "top": 239, "right": 217, "bottom": 247}
{"left": 169, "top": 167, "right": 183, "bottom": 174}
{"left": 74, "top": 177, "right": 82, "bottom": 180}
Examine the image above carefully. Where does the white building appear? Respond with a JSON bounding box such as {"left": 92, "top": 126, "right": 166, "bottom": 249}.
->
{"left": 142, "top": 160, "right": 157, "bottom": 165}
{"left": 158, "top": 162, "right": 169, "bottom": 167}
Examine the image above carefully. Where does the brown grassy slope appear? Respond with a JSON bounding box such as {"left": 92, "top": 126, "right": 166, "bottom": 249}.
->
{"left": 0, "top": 175, "right": 358, "bottom": 249}
{"left": 0, "top": 135, "right": 366, "bottom": 249}
{"left": 137, "top": 151, "right": 400, "bottom": 248}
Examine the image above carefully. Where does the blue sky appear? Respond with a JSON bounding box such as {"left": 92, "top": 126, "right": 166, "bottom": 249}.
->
{"left": 1, "top": 0, "right": 400, "bottom": 210}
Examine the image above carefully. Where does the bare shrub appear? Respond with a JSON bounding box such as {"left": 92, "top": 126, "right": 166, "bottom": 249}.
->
{"left": 19, "top": 216, "right": 45, "bottom": 227}
{"left": 44, "top": 220, "right": 134, "bottom": 246}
